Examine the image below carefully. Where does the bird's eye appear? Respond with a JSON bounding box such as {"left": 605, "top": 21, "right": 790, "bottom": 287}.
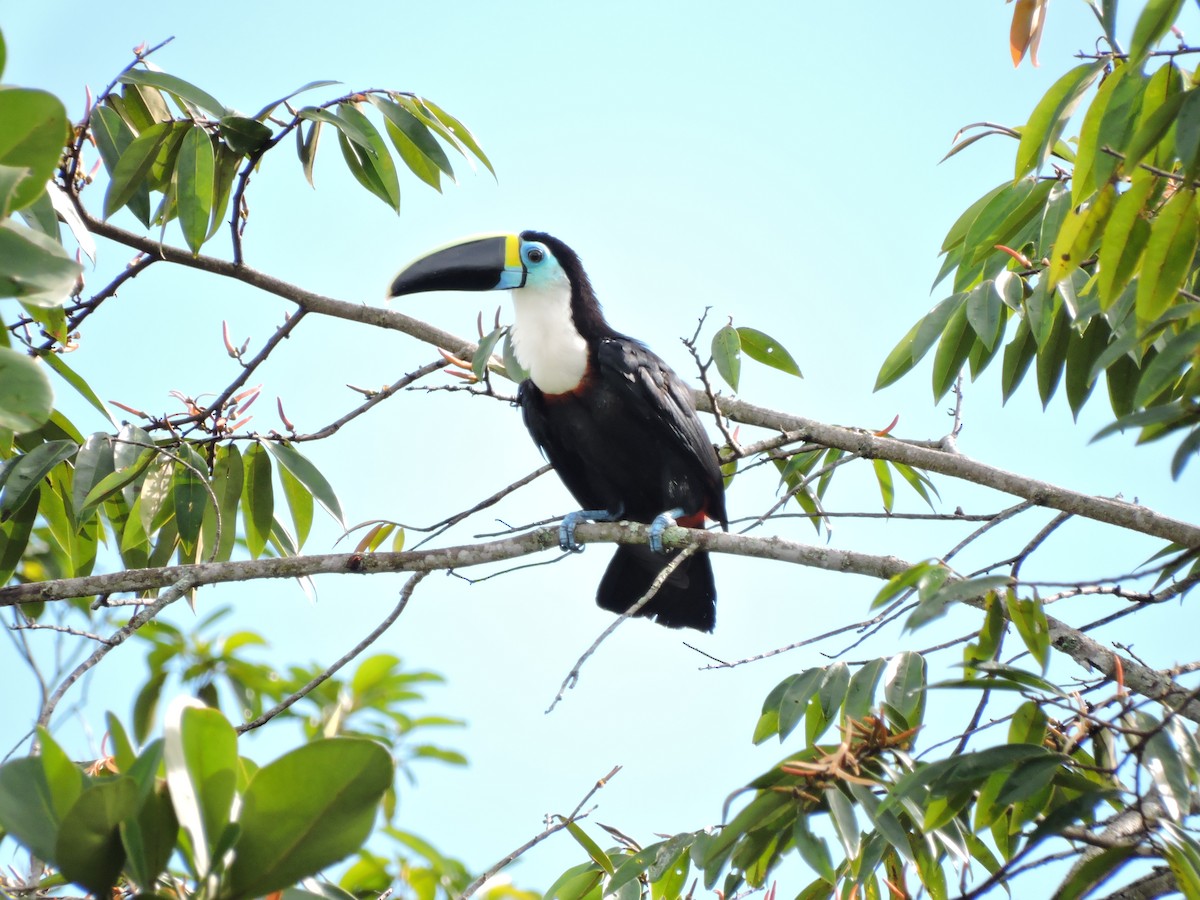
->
{"left": 525, "top": 245, "right": 546, "bottom": 265}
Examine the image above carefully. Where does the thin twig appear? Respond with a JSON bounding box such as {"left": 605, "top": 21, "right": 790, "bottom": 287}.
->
{"left": 547, "top": 547, "right": 697, "bottom": 713}
{"left": 238, "top": 572, "right": 426, "bottom": 733}
{"left": 37, "top": 573, "right": 196, "bottom": 729}
{"left": 459, "top": 765, "right": 622, "bottom": 899}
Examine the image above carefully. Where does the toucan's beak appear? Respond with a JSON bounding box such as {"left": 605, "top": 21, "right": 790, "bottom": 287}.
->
{"left": 389, "top": 234, "right": 525, "bottom": 297}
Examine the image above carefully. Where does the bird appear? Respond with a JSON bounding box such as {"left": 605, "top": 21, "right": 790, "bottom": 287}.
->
{"left": 389, "top": 231, "right": 728, "bottom": 631}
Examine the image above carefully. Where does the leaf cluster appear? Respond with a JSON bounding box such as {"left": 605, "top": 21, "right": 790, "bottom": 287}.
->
{"left": 877, "top": 0, "right": 1200, "bottom": 476}
{"left": 0, "top": 707, "right": 392, "bottom": 899}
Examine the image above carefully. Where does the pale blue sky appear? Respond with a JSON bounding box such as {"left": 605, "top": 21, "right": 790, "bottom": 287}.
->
{"left": 3, "top": 2, "right": 1196, "bottom": 893}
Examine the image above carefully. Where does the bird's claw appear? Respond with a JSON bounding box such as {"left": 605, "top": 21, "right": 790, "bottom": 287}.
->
{"left": 559, "top": 511, "right": 588, "bottom": 553}
{"left": 649, "top": 509, "right": 681, "bottom": 555}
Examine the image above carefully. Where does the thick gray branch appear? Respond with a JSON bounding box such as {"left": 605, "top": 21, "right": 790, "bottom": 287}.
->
{"left": 5, "top": 522, "right": 1198, "bottom": 726}
{"left": 703, "top": 398, "right": 1200, "bottom": 550}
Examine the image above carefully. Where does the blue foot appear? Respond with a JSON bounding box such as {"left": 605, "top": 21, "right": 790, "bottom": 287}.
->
{"left": 559, "top": 508, "right": 617, "bottom": 553}
{"left": 649, "top": 507, "right": 685, "bottom": 554}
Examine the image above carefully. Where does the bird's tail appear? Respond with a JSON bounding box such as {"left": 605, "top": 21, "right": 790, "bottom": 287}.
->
{"left": 596, "top": 545, "right": 716, "bottom": 632}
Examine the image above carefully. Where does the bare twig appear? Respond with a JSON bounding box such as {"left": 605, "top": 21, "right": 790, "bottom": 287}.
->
{"left": 238, "top": 571, "right": 426, "bottom": 733}
{"left": 459, "top": 765, "right": 622, "bottom": 899}
{"left": 37, "top": 573, "right": 197, "bottom": 729}
{"left": 546, "top": 546, "right": 698, "bottom": 713}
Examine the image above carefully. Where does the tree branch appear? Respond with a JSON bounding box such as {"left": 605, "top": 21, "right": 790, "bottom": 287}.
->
{"left": 75, "top": 210, "right": 1200, "bottom": 551}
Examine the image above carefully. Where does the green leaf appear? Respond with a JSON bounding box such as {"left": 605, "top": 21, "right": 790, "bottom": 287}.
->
{"left": 1046, "top": 182, "right": 1115, "bottom": 288}
{"left": 278, "top": 462, "right": 313, "bottom": 550}
{"left": 565, "top": 821, "right": 615, "bottom": 876}
{"left": 1075, "top": 66, "right": 1146, "bottom": 201}
{"left": 0, "top": 347, "right": 53, "bottom": 432}
{"left": 1128, "top": 0, "right": 1186, "bottom": 65}
{"left": 72, "top": 431, "right": 116, "bottom": 517}
{"left": 872, "top": 459, "right": 894, "bottom": 513}
{"left": 472, "top": 325, "right": 504, "bottom": 381}
{"left": 710, "top": 323, "right": 741, "bottom": 391}
{"left": 735, "top": 327, "right": 802, "bottom": 377}
{"left": 844, "top": 658, "right": 886, "bottom": 723}
{"left": 173, "top": 452, "right": 208, "bottom": 547}
{"left": 207, "top": 145, "right": 242, "bottom": 239}
{"left": 225, "top": 738, "right": 393, "bottom": 900}
{"left": 778, "top": 669, "right": 825, "bottom": 741}
{"left": 883, "top": 651, "right": 926, "bottom": 730}
{"left": 824, "top": 787, "right": 860, "bottom": 860}
{"left": 413, "top": 96, "right": 495, "bottom": 177}
{"left": 120, "top": 782, "right": 179, "bottom": 892}
{"left": 334, "top": 103, "right": 400, "bottom": 212}
{"left": 1015, "top": 62, "right": 1105, "bottom": 179}
{"left": 875, "top": 318, "right": 924, "bottom": 391}
{"left": 36, "top": 727, "right": 83, "bottom": 821}
{"left": 1135, "top": 324, "right": 1200, "bottom": 407}
{"left": 1065, "top": 316, "right": 1110, "bottom": 419}
{"left": 0, "top": 218, "right": 82, "bottom": 304}
{"left": 176, "top": 125, "right": 215, "bottom": 255}
{"left": 242, "top": 442, "right": 274, "bottom": 558}
{"left": 1096, "top": 175, "right": 1156, "bottom": 307}
{"left": 119, "top": 69, "right": 227, "bottom": 118}
{"left": 368, "top": 96, "right": 452, "bottom": 190}
{"left": 0, "top": 88, "right": 69, "bottom": 212}
{"left": 218, "top": 115, "right": 273, "bottom": 156}
{"left": 931, "top": 300, "right": 974, "bottom": 400}
{"left": 56, "top": 777, "right": 139, "bottom": 897}
{"left": 297, "top": 119, "right": 321, "bottom": 188}
{"left": 104, "top": 122, "right": 172, "bottom": 219}
{"left": 1005, "top": 590, "right": 1050, "bottom": 671}
{"left": 164, "top": 702, "right": 238, "bottom": 874}
{"left": 1122, "top": 76, "right": 1185, "bottom": 175}
{"left": 966, "top": 279, "right": 1005, "bottom": 351}
{"left": 0, "top": 756, "right": 60, "bottom": 862}
{"left": 259, "top": 440, "right": 345, "bottom": 528}
{"left": 1036, "top": 302, "right": 1071, "bottom": 408}
{"left": 0, "top": 439, "right": 75, "bottom": 522}
{"left": 1174, "top": 88, "right": 1200, "bottom": 180}
{"left": 1136, "top": 187, "right": 1198, "bottom": 323}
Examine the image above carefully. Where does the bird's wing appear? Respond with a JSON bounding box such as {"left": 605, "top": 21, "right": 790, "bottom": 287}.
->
{"left": 595, "top": 338, "right": 727, "bottom": 522}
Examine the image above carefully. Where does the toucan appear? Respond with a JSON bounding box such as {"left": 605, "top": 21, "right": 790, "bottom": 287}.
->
{"left": 389, "top": 231, "right": 728, "bottom": 632}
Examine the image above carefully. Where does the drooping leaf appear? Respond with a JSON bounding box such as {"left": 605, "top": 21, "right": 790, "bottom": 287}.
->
{"left": 368, "top": 96, "right": 452, "bottom": 190}
{"left": 259, "top": 440, "right": 345, "bottom": 528}
{"left": 1096, "top": 175, "right": 1156, "bottom": 307}
{"left": 1136, "top": 188, "right": 1198, "bottom": 323}
{"left": 1128, "top": 0, "right": 1186, "bottom": 66}
{"left": 1014, "top": 62, "right": 1105, "bottom": 179}
{"left": 71, "top": 431, "right": 116, "bottom": 517}
{"left": 241, "top": 442, "right": 274, "bottom": 558}
{"left": 711, "top": 324, "right": 741, "bottom": 392}
{"left": 1134, "top": 324, "right": 1200, "bottom": 407}
{"left": 104, "top": 122, "right": 172, "bottom": 219}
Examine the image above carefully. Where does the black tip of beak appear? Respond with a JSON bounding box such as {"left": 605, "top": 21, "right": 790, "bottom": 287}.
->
{"left": 390, "top": 236, "right": 510, "bottom": 297}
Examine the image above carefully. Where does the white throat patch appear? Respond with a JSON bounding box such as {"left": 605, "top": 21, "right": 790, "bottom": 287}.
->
{"left": 510, "top": 280, "right": 589, "bottom": 394}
